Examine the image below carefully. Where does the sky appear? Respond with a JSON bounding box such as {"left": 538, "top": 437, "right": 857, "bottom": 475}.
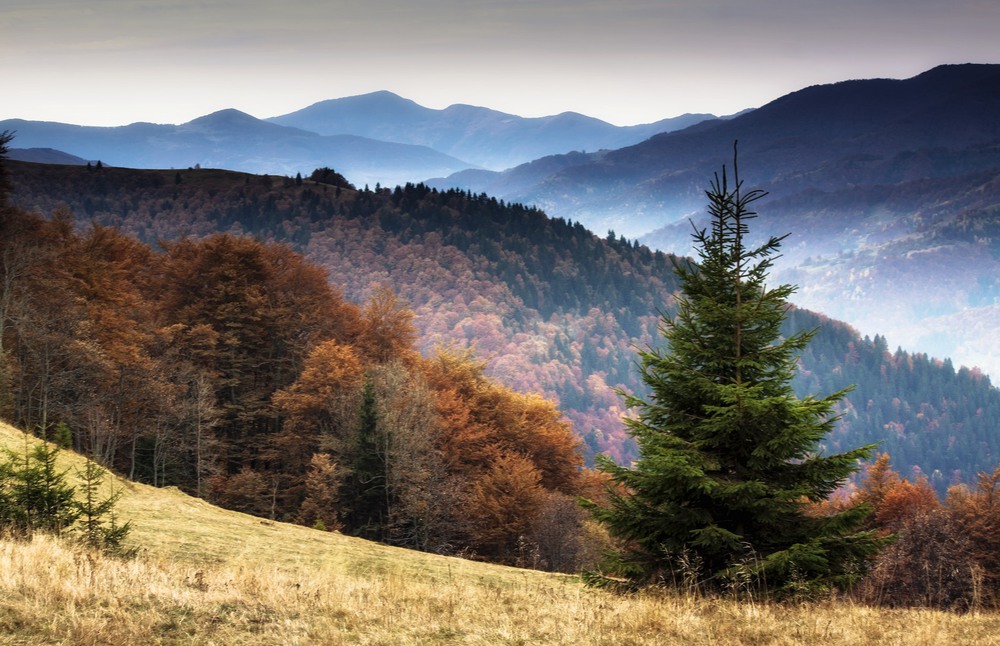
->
{"left": 3, "top": 0, "right": 999, "bottom": 127}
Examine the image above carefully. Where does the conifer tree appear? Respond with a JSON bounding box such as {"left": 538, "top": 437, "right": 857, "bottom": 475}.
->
{"left": 343, "top": 377, "right": 387, "bottom": 540}
{"left": 2, "top": 434, "right": 79, "bottom": 535}
{"left": 74, "top": 458, "right": 133, "bottom": 554}
{"left": 587, "top": 147, "right": 884, "bottom": 595}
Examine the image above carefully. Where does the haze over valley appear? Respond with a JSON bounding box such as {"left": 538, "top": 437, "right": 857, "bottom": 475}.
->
{"left": 7, "top": 64, "right": 999, "bottom": 384}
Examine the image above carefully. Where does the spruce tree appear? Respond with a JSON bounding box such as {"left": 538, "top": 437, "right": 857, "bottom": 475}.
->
{"left": 2, "top": 435, "right": 79, "bottom": 535}
{"left": 343, "top": 377, "right": 387, "bottom": 540}
{"left": 587, "top": 147, "right": 883, "bottom": 595}
{"left": 75, "top": 458, "right": 133, "bottom": 554}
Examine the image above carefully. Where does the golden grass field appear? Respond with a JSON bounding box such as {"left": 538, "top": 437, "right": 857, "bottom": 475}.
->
{"left": 3, "top": 420, "right": 1000, "bottom": 645}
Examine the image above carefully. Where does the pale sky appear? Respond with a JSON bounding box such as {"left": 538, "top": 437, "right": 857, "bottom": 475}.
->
{"left": 3, "top": 0, "right": 999, "bottom": 127}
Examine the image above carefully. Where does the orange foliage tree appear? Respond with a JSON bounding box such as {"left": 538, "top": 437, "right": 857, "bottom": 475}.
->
{"left": 853, "top": 453, "right": 1000, "bottom": 609}
{"left": 0, "top": 204, "right": 600, "bottom": 570}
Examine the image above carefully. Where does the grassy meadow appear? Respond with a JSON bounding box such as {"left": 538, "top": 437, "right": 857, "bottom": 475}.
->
{"left": 2, "top": 420, "right": 1000, "bottom": 645}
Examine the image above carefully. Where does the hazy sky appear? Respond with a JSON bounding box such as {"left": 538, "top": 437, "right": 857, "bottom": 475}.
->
{"left": 3, "top": 0, "right": 999, "bottom": 126}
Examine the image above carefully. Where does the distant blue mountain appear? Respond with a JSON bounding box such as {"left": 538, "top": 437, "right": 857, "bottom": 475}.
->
{"left": 7, "top": 148, "right": 89, "bottom": 165}
{"left": 0, "top": 109, "right": 475, "bottom": 187}
{"left": 430, "top": 64, "right": 1000, "bottom": 238}
{"left": 2, "top": 95, "right": 712, "bottom": 186}
{"left": 269, "top": 91, "right": 716, "bottom": 171}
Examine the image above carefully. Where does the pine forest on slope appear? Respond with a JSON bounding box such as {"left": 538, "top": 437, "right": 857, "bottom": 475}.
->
{"left": 8, "top": 160, "right": 999, "bottom": 489}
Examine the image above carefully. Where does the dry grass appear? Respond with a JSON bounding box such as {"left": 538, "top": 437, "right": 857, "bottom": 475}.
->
{"left": 3, "top": 421, "right": 1000, "bottom": 645}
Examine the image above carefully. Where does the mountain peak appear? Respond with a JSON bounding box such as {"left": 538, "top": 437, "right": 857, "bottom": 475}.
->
{"left": 279, "top": 91, "right": 426, "bottom": 119}
{"left": 184, "top": 108, "right": 262, "bottom": 128}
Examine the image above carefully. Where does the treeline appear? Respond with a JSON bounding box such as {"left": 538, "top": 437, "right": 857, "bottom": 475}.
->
{"left": 788, "top": 309, "right": 1000, "bottom": 491}
{"left": 7, "top": 160, "right": 1000, "bottom": 481}
{"left": 0, "top": 202, "right": 600, "bottom": 570}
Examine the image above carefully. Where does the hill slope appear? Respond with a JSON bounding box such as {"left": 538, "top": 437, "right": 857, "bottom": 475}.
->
{"left": 8, "top": 161, "right": 1000, "bottom": 488}
{"left": 7, "top": 147, "right": 90, "bottom": 165}
{"left": 3, "top": 420, "right": 999, "bottom": 645}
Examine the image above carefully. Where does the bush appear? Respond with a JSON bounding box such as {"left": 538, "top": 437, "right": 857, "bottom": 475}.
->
{"left": 858, "top": 510, "right": 982, "bottom": 610}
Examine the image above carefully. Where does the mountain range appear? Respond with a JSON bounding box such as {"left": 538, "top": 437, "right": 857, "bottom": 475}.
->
{"left": 430, "top": 63, "right": 1000, "bottom": 380}
{"left": 268, "top": 90, "right": 717, "bottom": 170}
{"left": 3, "top": 63, "right": 998, "bottom": 402}
{"left": 1, "top": 108, "right": 469, "bottom": 188}
{"left": 1, "top": 92, "right": 713, "bottom": 188}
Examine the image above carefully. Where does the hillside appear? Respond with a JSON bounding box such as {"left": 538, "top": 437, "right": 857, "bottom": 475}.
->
{"left": 8, "top": 160, "right": 1000, "bottom": 489}
{"left": 7, "top": 147, "right": 89, "bottom": 165}
{"left": 3, "top": 420, "right": 1000, "bottom": 645}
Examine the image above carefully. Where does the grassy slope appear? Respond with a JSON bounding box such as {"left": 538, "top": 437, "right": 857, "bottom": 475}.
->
{"left": 3, "top": 421, "right": 1000, "bottom": 645}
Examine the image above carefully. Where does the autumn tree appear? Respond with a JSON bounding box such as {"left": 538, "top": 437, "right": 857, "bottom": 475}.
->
{"left": 874, "top": 476, "right": 939, "bottom": 530}
{"left": 373, "top": 361, "right": 449, "bottom": 549}
{"left": 852, "top": 452, "right": 980, "bottom": 608}
{"left": 859, "top": 508, "right": 976, "bottom": 609}
{"left": 271, "top": 339, "right": 364, "bottom": 514}
{"left": 586, "top": 149, "right": 883, "bottom": 595}
{"left": 0, "top": 208, "right": 42, "bottom": 419}
{"left": 357, "top": 285, "right": 418, "bottom": 365}
{"left": 422, "top": 349, "right": 502, "bottom": 473}
{"left": 296, "top": 453, "right": 342, "bottom": 531}
{"left": 2, "top": 209, "right": 84, "bottom": 432}
{"left": 948, "top": 466, "right": 1000, "bottom": 593}
{"left": 155, "top": 235, "right": 361, "bottom": 476}
{"left": 855, "top": 452, "right": 900, "bottom": 525}
{"left": 462, "top": 452, "right": 545, "bottom": 562}
{"left": 421, "top": 347, "right": 591, "bottom": 565}
{"left": 65, "top": 225, "right": 167, "bottom": 475}
{"left": 422, "top": 347, "right": 583, "bottom": 490}
{"left": 333, "top": 360, "right": 447, "bottom": 547}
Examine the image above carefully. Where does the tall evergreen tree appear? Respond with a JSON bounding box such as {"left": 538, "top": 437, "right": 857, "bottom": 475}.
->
{"left": 586, "top": 147, "right": 884, "bottom": 595}
{"left": 343, "top": 377, "right": 388, "bottom": 540}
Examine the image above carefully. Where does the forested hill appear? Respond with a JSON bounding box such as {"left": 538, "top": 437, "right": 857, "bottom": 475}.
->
{"left": 8, "top": 160, "right": 1000, "bottom": 484}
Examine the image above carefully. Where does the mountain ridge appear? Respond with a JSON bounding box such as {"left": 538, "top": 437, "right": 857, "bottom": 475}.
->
{"left": 1, "top": 92, "right": 715, "bottom": 185}
{"left": 268, "top": 91, "right": 717, "bottom": 170}
{"left": 0, "top": 113, "right": 474, "bottom": 187}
